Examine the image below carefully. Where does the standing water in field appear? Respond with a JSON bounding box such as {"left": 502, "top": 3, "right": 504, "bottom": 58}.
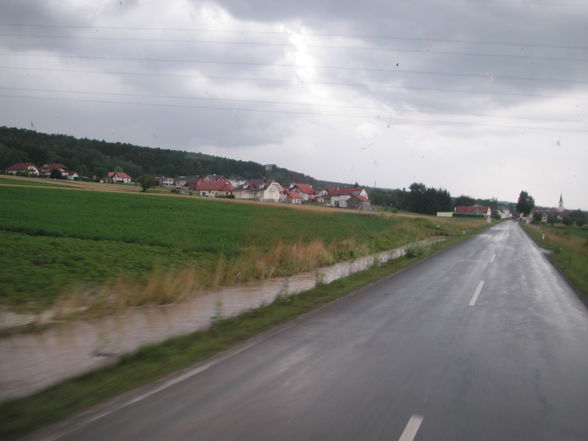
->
{"left": 0, "top": 238, "right": 442, "bottom": 400}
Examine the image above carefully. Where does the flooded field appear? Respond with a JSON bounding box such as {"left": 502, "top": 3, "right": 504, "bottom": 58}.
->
{"left": 0, "top": 238, "right": 441, "bottom": 400}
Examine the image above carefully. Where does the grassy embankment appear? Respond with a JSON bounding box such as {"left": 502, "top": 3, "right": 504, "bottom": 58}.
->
{"left": 522, "top": 223, "right": 588, "bottom": 296}
{"left": 0, "top": 184, "right": 485, "bottom": 318}
{"left": 0, "top": 229, "right": 486, "bottom": 440}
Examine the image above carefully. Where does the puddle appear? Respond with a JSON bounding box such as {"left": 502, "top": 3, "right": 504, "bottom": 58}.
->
{"left": 0, "top": 237, "right": 442, "bottom": 400}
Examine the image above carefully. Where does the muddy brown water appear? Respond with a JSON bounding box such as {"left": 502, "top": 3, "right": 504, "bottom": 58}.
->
{"left": 0, "top": 238, "right": 442, "bottom": 400}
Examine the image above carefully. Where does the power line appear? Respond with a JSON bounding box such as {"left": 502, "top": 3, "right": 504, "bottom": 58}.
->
{"left": 1, "top": 65, "right": 586, "bottom": 102}
{"left": 0, "top": 33, "right": 584, "bottom": 63}
{"left": 1, "top": 86, "right": 583, "bottom": 125}
{"left": 1, "top": 93, "right": 586, "bottom": 133}
{"left": 0, "top": 23, "right": 585, "bottom": 51}
{"left": 2, "top": 52, "right": 585, "bottom": 84}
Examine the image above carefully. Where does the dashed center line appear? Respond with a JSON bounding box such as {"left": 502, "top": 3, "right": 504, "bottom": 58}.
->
{"left": 398, "top": 414, "right": 424, "bottom": 441}
{"left": 469, "top": 280, "right": 485, "bottom": 306}
{"left": 490, "top": 253, "right": 496, "bottom": 263}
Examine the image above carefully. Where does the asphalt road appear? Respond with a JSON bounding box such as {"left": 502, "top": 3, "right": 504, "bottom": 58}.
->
{"left": 33, "top": 222, "right": 588, "bottom": 441}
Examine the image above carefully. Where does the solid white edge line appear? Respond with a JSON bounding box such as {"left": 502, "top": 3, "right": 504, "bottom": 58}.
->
{"left": 40, "top": 340, "right": 261, "bottom": 441}
{"left": 469, "top": 280, "right": 485, "bottom": 306}
{"left": 398, "top": 414, "right": 424, "bottom": 441}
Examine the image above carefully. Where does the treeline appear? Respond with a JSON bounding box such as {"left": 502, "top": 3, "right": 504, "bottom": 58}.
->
{"left": 0, "top": 127, "right": 317, "bottom": 185}
{"left": 368, "top": 183, "right": 501, "bottom": 215}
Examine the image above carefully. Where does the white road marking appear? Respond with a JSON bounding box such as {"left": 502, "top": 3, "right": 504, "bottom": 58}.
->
{"left": 398, "top": 414, "right": 424, "bottom": 441}
{"left": 490, "top": 253, "right": 496, "bottom": 263}
{"left": 39, "top": 340, "right": 261, "bottom": 441}
{"left": 469, "top": 280, "right": 485, "bottom": 306}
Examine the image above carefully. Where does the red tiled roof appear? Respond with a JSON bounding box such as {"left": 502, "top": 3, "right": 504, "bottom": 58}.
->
{"left": 6, "top": 162, "right": 37, "bottom": 171}
{"left": 284, "top": 190, "right": 302, "bottom": 199}
{"left": 455, "top": 205, "right": 490, "bottom": 215}
{"left": 291, "top": 184, "right": 314, "bottom": 195}
{"left": 191, "top": 178, "right": 234, "bottom": 191}
{"left": 353, "top": 194, "right": 370, "bottom": 202}
{"left": 107, "top": 171, "right": 131, "bottom": 179}
{"left": 41, "top": 163, "right": 68, "bottom": 171}
{"left": 328, "top": 187, "right": 365, "bottom": 197}
{"left": 534, "top": 208, "right": 562, "bottom": 214}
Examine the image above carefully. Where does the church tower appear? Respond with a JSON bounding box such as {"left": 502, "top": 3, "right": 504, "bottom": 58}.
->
{"left": 558, "top": 194, "right": 564, "bottom": 212}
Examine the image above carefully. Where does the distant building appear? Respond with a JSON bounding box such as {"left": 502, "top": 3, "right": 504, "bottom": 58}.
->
{"left": 288, "top": 183, "right": 315, "bottom": 203}
{"left": 328, "top": 187, "right": 371, "bottom": 210}
{"left": 282, "top": 189, "right": 303, "bottom": 204}
{"left": 106, "top": 171, "right": 132, "bottom": 184}
{"left": 233, "top": 178, "right": 283, "bottom": 203}
{"left": 189, "top": 175, "right": 235, "bottom": 197}
{"left": 39, "top": 163, "right": 68, "bottom": 177}
{"left": 154, "top": 176, "right": 174, "bottom": 187}
{"left": 533, "top": 196, "right": 568, "bottom": 223}
{"left": 454, "top": 205, "right": 491, "bottom": 220}
{"left": 174, "top": 176, "right": 198, "bottom": 188}
{"left": 6, "top": 162, "right": 39, "bottom": 176}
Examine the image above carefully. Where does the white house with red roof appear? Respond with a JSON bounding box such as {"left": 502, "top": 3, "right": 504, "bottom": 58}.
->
{"left": 189, "top": 174, "right": 235, "bottom": 197}
{"left": 282, "top": 189, "right": 303, "bottom": 204}
{"left": 39, "top": 163, "right": 68, "bottom": 177}
{"left": 328, "top": 187, "right": 371, "bottom": 210}
{"left": 289, "top": 183, "right": 315, "bottom": 202}
{"left": 233, "top": 178, "right": 283, "bottom": 203}
{"left": 6, "top": 162, "right": 39, "bottom": 176}
{"left": 106, "top": 171, "right": 132, "bottom": 184}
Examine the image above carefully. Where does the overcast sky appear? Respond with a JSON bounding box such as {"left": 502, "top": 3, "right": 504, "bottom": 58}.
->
{"left": 1, "top": 0, "right": 587, "bottom": 209}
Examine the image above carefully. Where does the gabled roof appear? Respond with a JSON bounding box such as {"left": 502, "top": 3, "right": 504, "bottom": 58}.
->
{"left": 455, "top": 205, "right": 490, "bottom": 214}
{"left": 353, "top": 194, "right": 370, "bottom": 203}
{"left": 534, "top": 208, "right": 563, "bottom": 214}
{"left": 328, "top": 187, "right": 367, "bottom": 197}
{"left": 235, "top": 178, "right": 277, "bottom": 192}
{"left": 284, "top": 190, "right": 302, "bottom": 199}
{"left": 290, "top": 183, "right": 314, "bottom": 195}
{"left": 6, "top": 162, "right": 37, "bottom": 171}
{"left": 107, "top": 171, "right": 131, "bottom": 179}
{"left": 191, "top": 177, "right": 234, "bottom": 191}
{"left": 41, "top": 163, "right": 68, "bottom": 171}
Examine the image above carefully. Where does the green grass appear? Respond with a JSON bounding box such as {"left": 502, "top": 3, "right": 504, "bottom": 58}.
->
{"left": 0, "top": 233, "right": 480, "bottom": 441}
{"left": 523, "top": 224, "right": 588, "bottom": 296}
{"left": 0, "top": 231, "right": 211, "bottom": 308}
{"left": 0, "top": 185, "right": 484, "bottom": 311}
{"left": 0, "top": 177, "right": 63, "bottom": 187}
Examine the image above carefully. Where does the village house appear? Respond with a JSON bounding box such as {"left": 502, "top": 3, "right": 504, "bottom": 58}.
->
{"left": 454, "top": 205, "right": 491, "bottom": 220}
{"left": 533, "top": 195, "right": 567, "bottom": 223}
{"left": 233, "top": 178, "right": 283, "bottom": 203}
{"left": 189, "top": 174, "right": 234, "bottom": 197}
{"left": 313, "top": 189, "right": 328, "bottom": 204}
{"left": 329, "top": 187, "right": 371, "bottom": 211}
{"left": 282, "top": 189, "right": 303, "bottom": 204}
{"left": 106, "top": 171, "right": 132, "bottom": 184}
{"left": 174, "top": 176, "right": 198, "bottom": 188}
{"left": 39, "top": 163, "right": 68, "bottom": 177}
{"left": 6, "top": 162, "right": 39, "bottom": 176}
{"left": 154, "top": 176, "right": 174, "bottom": 187}
{"left": 288, "top": 183, "right": 315, "bottom": 203}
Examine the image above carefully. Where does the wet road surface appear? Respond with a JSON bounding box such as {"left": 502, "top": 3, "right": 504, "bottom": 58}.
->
{"left": 31, "top": 222, "right": 588, "bottom": 441}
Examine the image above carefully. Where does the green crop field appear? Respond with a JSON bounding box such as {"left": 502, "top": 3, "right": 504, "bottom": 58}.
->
{"left": 0, "top": 185, "right": 485, "bottom": 314}
{"left": 0, "top": 177, "right": 64, "bottom": 187}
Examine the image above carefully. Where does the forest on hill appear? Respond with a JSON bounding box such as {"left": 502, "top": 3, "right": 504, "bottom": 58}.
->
{"left": 0, "top": 126, "right": 318, "bottom": 186}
